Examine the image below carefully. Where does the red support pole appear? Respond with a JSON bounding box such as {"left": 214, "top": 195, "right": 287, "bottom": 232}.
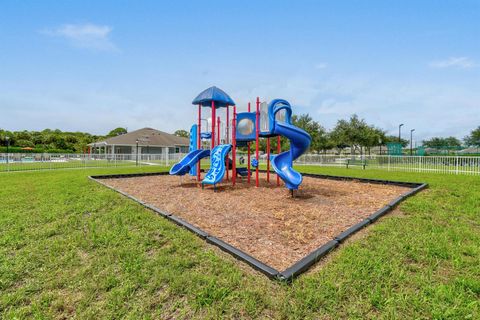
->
{"left": 232, "top": 106, "right": 237, "bottom": 186}
{"left": 267, "top": 137, "right": 270, "bottom": 182}
{"left": 226, "top": 105, "right": 229, "bottom": 181}
{"left": 211, "top": 101, "right": 216, "bottom": 149}
{"left": 255, "top": 97, "right": 260, "bottom": 187}
{"left": 217, "top": 116, "right": 220, "bottom": 146}
{"left": 198, "top": 104, "right": 202, "bottom": 181}
{"left": 277, "top": 135, "right": 281, "bottom": 186}
{"left": 247, "top": 102, "right": 251, "bottom": 184}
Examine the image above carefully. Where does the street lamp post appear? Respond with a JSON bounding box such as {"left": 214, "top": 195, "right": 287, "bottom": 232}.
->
{"left": 399, "top": 124, "right": 404, "bottom": 155}
{"left": 410, "top": 129, "right": 415, "bottom": 156}
{"left": 135, "top": 139, "right": 139, "bottom": 166}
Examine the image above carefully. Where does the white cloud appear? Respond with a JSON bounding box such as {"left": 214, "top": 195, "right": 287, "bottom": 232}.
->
{"left": 227, "top": 70, "right": 479, "bottom": 140}
{"left": 428, "top": 57, "right": 477, "bottom": 69}
{"left": 310, "top": 78, "right": 480, "bottom": 140}
{"left": 41, "top": 23, "right": 118, "bottom": 52}
{"left": 314, "top": 63, "right": 328, "bottom": 69}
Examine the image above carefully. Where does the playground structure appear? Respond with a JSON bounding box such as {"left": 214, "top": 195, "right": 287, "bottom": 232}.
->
{"left": 169, "top": 86, "right": 312, "bottom": 193}
{"left": 91, "top": 86, "right": 427, "bottom": 280}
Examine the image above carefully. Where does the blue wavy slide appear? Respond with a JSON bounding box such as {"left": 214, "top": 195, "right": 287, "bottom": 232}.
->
{"left": 169, "top": 149, "right": 210, "bottom": 176}
{"left": 202, "top": 144, "right": 232, "bottom": 187}
{"left": 271, "top": 122, "right": 311, "bottom": 190}
{"left": 265, "top": 99, "right": 311, "bottom": 191}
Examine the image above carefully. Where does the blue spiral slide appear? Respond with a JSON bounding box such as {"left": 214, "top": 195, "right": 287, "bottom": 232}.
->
{"left": 169, "top": 149, "right": 210, "bottom": 176}
{"left": 202, "top": 144, "right": 232, "bottom": 187}
{"left": 269, "top": 99, "right": 312, "bottom": 190}
{"left": 271, "top": 123, "right": 311, "bottom": 190}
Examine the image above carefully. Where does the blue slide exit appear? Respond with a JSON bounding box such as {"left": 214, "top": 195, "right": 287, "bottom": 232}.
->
{"left": 169, "top": 149, "right": 210, "bottom": 176}
{"left": 271, "top": 122, "right": 311, "bottom": 190}
{"left": 202, "top": 144, "right": 232, "bottom": 187}
{"left": 268, "top": 99, "right": 311, "bottom": 190}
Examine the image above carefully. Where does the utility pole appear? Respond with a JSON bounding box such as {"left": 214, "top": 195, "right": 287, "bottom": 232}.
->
{"left": 410, "top": 129, "right": 415, "bottom": 156}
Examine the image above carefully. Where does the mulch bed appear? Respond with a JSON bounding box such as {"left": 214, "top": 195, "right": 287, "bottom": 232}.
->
{"left": 101, "top": 173, "right": 410, "bottom": 270}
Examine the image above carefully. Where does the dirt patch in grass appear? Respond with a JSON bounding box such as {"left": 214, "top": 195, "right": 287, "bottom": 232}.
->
{"left": 101, "top": 173, "right": 411, "bottom": 270}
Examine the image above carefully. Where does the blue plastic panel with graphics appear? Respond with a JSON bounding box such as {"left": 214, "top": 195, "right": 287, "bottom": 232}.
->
{"left": 189, "top": 124, "right": 198, "bottom": 176}
{"left": 202, "top": 144, "right": 232, "bottom": 186}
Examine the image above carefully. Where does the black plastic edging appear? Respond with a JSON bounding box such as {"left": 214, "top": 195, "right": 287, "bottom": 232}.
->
{"left": 278, "top": 240, "right": 339, "bottom": 281}
{"left": 89, "top": 177, "right": 144, "bottom": 204}
{"left": 299, "top": 172, "right": 422, "bottom": 188}
{"left": 334, "top": 218, "right": 371, "bottom": 243}
{"left": 368, "top": 183, "right": 428, "bottom": 223}
{"left": 168, "top": 214, "right": 209, "bottom": 239}
{"left": 206, "top": 236, "right": 279, "bottom": 278}
{"left": 367, "top": 206, "right": 392, "bottom": 223}
{"left": 141, "top": 203, "right": 172, "bottom": 218}
{"left": 92, "top": 171, "right": 169, "bottom": 180}
{"left": 410, "top": 183, "right": 429, "bottom": 195}
{"left": 387, "top": 195, "right": 407, "bottom": 208}
{"left": 89, "top": 172, "right": 427, "bottom": 282}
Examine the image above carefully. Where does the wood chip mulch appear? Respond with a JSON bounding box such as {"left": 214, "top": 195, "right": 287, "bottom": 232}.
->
{"left": 102, "top": 173, "right": 411, "bottom": 270}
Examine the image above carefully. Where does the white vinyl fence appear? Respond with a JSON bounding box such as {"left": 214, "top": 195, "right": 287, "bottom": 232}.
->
{"left": 0, "top": 153, "right": 186, "bottom": 172}
{"left": 294, "top": 154, "right": 480, "bottom": 176}
{"left": 1, "top": 153, "right": 479, "bottom": 176}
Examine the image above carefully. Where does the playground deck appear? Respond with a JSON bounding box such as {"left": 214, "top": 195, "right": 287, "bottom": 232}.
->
{"left": 101, "top": 173, "right": 410, "bottom": 270}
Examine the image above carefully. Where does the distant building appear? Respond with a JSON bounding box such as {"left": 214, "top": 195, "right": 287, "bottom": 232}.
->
{"left": 458, "top": 147, "right": 480, "bottom": 154}
{"left": 88, "top": 127, "right": 189, "bottom": 155}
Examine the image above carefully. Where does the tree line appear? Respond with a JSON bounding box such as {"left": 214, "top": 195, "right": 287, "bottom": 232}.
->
{"left": 290, "top": 115, "right": 480, "bottom": 154}
{"left": 0, "top": 128, "right": 127, "bottom": 153}
{"left": 175, "top": 114, "right": 480, "bottom": 155}
{"left": 422, "top": 129, "right": 480, "bottom": 149}
{"left": 3, "top": 118, "right": 479, "bottom": 154}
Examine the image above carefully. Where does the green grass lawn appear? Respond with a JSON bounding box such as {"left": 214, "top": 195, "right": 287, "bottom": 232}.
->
{"left": 0, "top": 160, "right": 137, "bottom": 172}
{"left": 0, "top": 166, "right": 479, "bottom": 319}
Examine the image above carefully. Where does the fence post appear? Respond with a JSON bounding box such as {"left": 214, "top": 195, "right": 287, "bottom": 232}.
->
{"left": 456, "top": 156, "right": 459, "bottom": 175}
{"left": 387, "top": 155, "right": 390, "bottom": 171}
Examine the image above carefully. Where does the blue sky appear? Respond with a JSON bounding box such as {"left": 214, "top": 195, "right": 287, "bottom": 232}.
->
{"left": 0, "top": 0, "right": 479, "bottom": 143}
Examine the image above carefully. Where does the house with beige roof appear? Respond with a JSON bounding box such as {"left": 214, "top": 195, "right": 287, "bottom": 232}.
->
{"left": 88, "top": 127, "right": 189, "bottom": 155}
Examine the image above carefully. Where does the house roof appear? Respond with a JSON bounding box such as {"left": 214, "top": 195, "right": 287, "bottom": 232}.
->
{"left": 89, "top": 128, "right": 189, "bottom": 147}
{"left": 458, "top": 147, "right": 480, "bottom": 153}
